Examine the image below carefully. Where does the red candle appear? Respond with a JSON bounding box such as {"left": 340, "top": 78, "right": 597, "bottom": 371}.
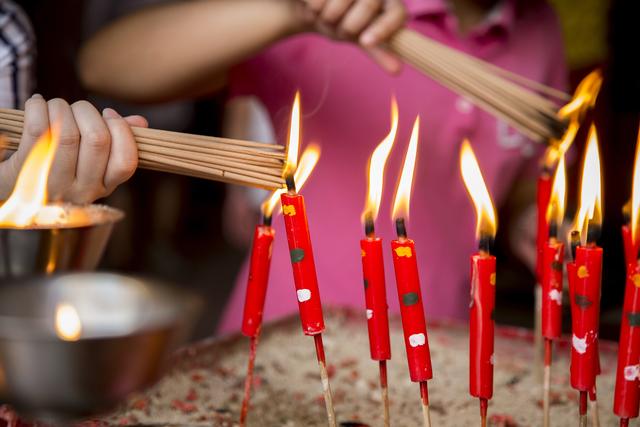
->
{"left": 536, "top": 174, "right": 552, "bottom": 282}
{"left": 239, "top": 141, "right": 321, "bottom": 427}
{"left": 281, "top": 192, "right": 325, "bottom": 336}
{"left": 541, "top": 241, "right": 564, "bottom": 339}
{"left": 361, "top": 237, "right": 391, "bottom": 360}
{"left": 359, "top": 98, "right": 397, "bottom": 362}
{"left": 280, "top": 93, "right": 335, "bottom": 426}
{"left": 614, "top": 226, "right": 640, "bottom": 420}
{"left": 469, "top": 252, "right": 496, "bottom": 400}
{"left": 568, "top": 245, "right": 602, "bottom": 391}
{"left": 567, "top": 126, "right": 603, "bottom": 424}
{"left": 614, "top": 133, "right": 640, "bottom": 422}
{"left": 241, "top": 224, "right": 275, "bottom": 338}
{"left": 391, "top": 237, "right": 432, "bottom": 381}
{"left": 541, "top": 156, "right": 566, "bottom": 342}
{"left": 460, "top": 139, "right": 499, "bottom": 425}
{"left": 389, "top": 117, "right": 432, "bottom": 426}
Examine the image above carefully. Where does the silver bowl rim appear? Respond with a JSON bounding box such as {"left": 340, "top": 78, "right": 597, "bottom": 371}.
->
{"left": 0, "top": 203, "right": 124, "bottom": 230}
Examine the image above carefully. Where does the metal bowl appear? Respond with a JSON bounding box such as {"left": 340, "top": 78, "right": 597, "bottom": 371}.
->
{"left": 0, "top": 204, "right": 124, "bottom": 278}
{"left": 0, "top": 272, "right": 202, "bottom": 422}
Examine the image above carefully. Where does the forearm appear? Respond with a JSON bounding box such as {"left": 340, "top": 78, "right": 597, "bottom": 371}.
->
{"left": 78, "top": 0, "right": 302, "bottom": 103}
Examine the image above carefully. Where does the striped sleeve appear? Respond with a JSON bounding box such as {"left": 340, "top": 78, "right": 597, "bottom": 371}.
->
{"left": 0, "top": 0, "right": 35, "bottom": 109}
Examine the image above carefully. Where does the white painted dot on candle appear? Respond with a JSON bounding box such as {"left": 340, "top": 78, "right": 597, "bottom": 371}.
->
{"left": 296, "top": 289, "right": 311, "bottom": 302}
{"left": 549, "top": 289, "right": 562, "bottom": 305}
{"left": 572, "top": 334, "right": 587, "bottom": 354}
{"left": 624, "top": 365, "right": 640, "bottom": 381}
{"left": 408, "top": 333, "right": 426, "bottom": 347}
{"left": 366, "top": 309, "right": 373, "bottom": 320}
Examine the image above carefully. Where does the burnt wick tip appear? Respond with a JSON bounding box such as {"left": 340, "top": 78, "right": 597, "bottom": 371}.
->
{"left": 395, "top": 218, "right": 407, "bottom": 239}
{"left": 285, "top": 174, "right": 296, "bottom": 193}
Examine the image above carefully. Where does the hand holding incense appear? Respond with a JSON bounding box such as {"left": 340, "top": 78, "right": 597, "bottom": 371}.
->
{"left": 389, "top": 117, "right": 433, "bottom": 427}
{"left": 359, "top": 99, "right": 398, "bottom": 427}
{"left": 614, "top": 127, "right": 640, "bottom": 427}
{"left": 0, "top": 108, "right": 285, "bottom": 190}
{"left": 279, "top": 93, "right": 335, "bottom": 427}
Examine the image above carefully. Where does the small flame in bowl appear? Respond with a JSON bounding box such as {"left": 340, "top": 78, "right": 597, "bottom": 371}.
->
{"left": 55, "top": 303, "right": 82, "bottom": 341}
{"left": 0, "top": 129, "right": 59, "bottom": 227}
{"left": 460, "top": 140, "right": 497, "bottom": 239}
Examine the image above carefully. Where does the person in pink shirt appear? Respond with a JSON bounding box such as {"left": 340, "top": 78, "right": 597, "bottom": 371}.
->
{"left": 79, "top": 0, "right": 567, "bottom": 331}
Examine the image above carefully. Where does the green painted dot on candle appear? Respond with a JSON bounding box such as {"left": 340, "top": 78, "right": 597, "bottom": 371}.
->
{"left": 364, "top": 279, "right": 369, "bottom": 289}
{"left": 402, "top": 292, "right": 419, "bottom": 306}
{"left": 627, "top": 312, "right": 640, "bottom": 327}
{"left": 290, "top": 248, "right": 305, "bottom": 263}
{"left": 574, "top": 294, "right": 592, "bottom": 309}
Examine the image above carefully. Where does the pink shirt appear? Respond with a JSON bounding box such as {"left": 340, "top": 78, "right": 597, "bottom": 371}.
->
{"left": 219, "top": 0, "right": 567, "bottom": 334}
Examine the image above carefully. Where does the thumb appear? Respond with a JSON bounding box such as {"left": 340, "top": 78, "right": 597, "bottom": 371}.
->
{"left": 103, "top": 107, "right": 149, "bottom": 128}
{"left": 123, "top": 115, "right": 149, "bottom": 128}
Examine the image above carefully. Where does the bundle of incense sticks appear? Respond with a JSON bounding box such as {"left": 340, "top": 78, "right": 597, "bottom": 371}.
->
{"left": 0, "top": 108, "right": 285, "bottom": 190}
{"left": 389, "top": 29, "right": 570, "bottom": 143}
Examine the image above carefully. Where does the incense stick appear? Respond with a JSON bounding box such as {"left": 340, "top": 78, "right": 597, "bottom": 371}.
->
{"left": 388, "top": 29, "right": 568, "bottom": 142}
{"left": 0, "top": 109, "right": 286, "bottom": 190}
{"left": 314, "top": 334, "right": 337, "bottom": 427}
{"left": 590, "top": 384, "right": 601, "bottom": 427}
{"left": 239, "top": 336, "right": 258, "bottom": 427}
{"left": 543, "top": 339, "right": 552, "bottom": 427}
{"left": 420, "top": 381, "right": 431, "bottom": 427}
{"left": 379, "top": 361, "right": 390, "bottom": 427}
{"left": 579, "top": 391, "right": 588, "bottom": 427}
{"left": 534, "top": 286, "right": 544, "bottom": 382}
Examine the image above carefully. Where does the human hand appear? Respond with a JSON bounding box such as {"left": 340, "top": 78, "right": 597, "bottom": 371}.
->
{"left": 0, "top": 95, "right": 148, "bottom": 204}
{"left": 294, "top": 0, "right": 407, "bottom": 74}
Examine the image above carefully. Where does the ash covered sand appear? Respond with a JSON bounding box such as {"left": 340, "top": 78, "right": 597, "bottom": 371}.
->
{"left": 104, "top": 310, "right": 618, "bottom": 426}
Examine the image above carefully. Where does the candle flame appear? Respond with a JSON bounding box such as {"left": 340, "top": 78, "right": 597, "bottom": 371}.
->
{"left": 546, "top": 154, "right": 566, "bottom": 228}
{"left": 262, "top": 144, "right": 321, "bottom": 217}
{"left": 460, "top": 140, "right": 497, "bottom": 238}
{"left": 558, "top": 70, "right": 603, "bottom": 120}
{"left": 631, "top": 126, "right": 640, "bottom": 243}
{"left": 283, "top": 91, "right": 301, "bottom": 179}
{"left": 573, "top": 125, "right": 602, "bottom": 238}
{"left": 0, "top": 128, "right": 60, "bottom": 227}
{"left": 544, "top": 118, "right": 579, "bottom": 169}
{"left": 545, "top": 71, "right": 602, "bottom": 169}
{"left": 391, "top": 116, "right": 420, "bottom": 221}
{"left": 55, "top": 303, "right": 82, "bottom": 341}
{"left": 362, "top": 97, "right": 399, "bottom": 223}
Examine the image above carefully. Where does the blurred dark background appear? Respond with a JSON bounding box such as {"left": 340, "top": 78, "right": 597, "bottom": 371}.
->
{"left": 17, "top": 0, "right": 640, "bottom": 340}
